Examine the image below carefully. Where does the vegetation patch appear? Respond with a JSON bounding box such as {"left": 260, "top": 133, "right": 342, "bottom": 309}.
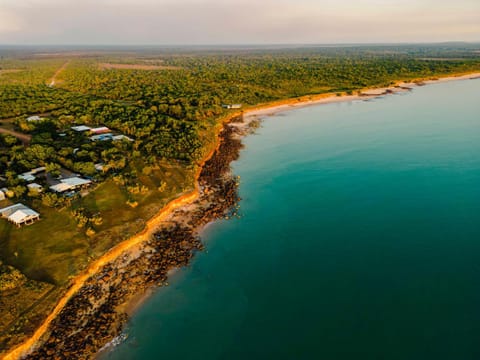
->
{"left": 99, "top": 63, "right": 181, "bottom": 71}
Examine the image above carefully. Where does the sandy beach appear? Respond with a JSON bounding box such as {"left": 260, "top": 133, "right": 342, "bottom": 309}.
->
{"left": 241, "top": 72, "right": 480, "bottom": 123}
{"left": 3, "top": 70, "right": 480, "bottom": 360}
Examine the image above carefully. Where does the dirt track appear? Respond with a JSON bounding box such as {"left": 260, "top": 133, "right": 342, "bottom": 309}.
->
{"left": 48, "top": 60, "right": 70, "bottom": 87}
{"left": 0, "top": 128, "right": 31, "bottom": 145}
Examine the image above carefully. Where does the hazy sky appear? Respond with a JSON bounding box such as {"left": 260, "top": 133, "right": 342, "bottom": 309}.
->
{"left": 0, "top": 0, "right": 479, "bottom": 45}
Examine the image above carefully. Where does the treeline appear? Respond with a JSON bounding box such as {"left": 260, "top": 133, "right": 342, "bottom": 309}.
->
{"left": 1, "top": 46, "right": 479, "bottom": 170}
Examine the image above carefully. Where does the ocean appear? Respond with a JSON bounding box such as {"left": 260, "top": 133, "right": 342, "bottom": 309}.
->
{"left": 104, "top": 78, "right": 480, "bottom": 359}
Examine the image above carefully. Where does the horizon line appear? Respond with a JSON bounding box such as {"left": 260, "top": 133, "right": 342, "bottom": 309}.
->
{"left": 1, "top": 41, "right": 480, "bottom": 48}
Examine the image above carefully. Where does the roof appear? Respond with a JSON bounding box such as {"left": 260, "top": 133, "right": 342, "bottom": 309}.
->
{"left": 18, "top": 167, "right": 46, "bottom": 182}
{"left": 0, "top": 204, "right": 24, "bottom": 216}
{"left": 62, "top": 177, "right": 92, "bottom": 187}
{"left": 71, "top": 125, "right": 91, "bottom": 132}
{"left": 90, "top": 133, "right": 113, "bottom": 141}
{"left": 50, "top": 183, "right": 72, "bottom": 193}
{"left": 0, "top": 203, "right": 38, "bottom": 218}
{"left": 112, "top": 135, "right": 133, "bottom": 142}
{"left": 9, "top": 209, "right": 39, "bottom": 224}
{"left": 27, "top": 183, "right": 43, "bottom": 190}
{"left": 90, "top": 126, "right": 110, "bottom": 134}
{"left": 50, "top": 177, "right": 92, "bottom": 192}
{"left": 222, "top": 104, "right": 242, "bottom": 109}
{"left": 18, "top": 173, "right": 36, "bottom": 182}
{"left": 30, "top": 167, "right": 46, "bottom": 174}
{"left": 27, "top": 116, "right": 42, "bottom": 121}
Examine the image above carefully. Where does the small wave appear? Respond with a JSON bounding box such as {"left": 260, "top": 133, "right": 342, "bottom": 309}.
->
{"left": 97, "top": 333, "right": 128, "bottom": 354}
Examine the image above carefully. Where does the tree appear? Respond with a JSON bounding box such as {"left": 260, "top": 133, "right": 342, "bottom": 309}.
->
{"left": 12, "top": 185, "right": 26, "bottom": 198}
{"left": 46, "top": 162, "right": 61, "bottom": 178}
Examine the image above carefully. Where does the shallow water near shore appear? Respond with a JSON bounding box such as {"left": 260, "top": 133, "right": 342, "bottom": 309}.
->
{"left": 104, "top": 79, "right": 480, "bottom": 360}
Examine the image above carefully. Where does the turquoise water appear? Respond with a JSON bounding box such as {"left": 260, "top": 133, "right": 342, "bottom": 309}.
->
{"left": 105, "top": 79, "right": 480, "bottom": 360}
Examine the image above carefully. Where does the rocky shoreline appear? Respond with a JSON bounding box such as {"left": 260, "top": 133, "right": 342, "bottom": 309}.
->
{"left": 23, "top": 116, "right": 247, "bottom": 359}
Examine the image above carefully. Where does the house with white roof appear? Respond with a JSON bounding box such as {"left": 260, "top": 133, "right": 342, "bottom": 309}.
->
{"left": 0, "top": 203, "right": 40, "bottom": 227}
{"left": 112, "top": 135, "right": 133, "bottom": 142}
{"left": 18, "top": 167, "right": 46, "bottom": 183}
{"left": 222, "top": 104, "right": 242, "bottom": 109}
{"left": 30, "top": 167, "right": 46, "bottom": 175}
{"left": 27, "top": 183, "right": 43, "bottom": 193}
{"left": 18, "top": 173, "right": 36, "bottom": 182}
{"left": 71, "top": 125, "right": 91, "bottom": 132}
{"left": 50, "top": 183, "right": 72, "bottom": 193}
{"left": 26, "top": 115, "right": 42, "bottom": 122}
{"left": 50, "top": 177, "right": 92, "bottom": 193}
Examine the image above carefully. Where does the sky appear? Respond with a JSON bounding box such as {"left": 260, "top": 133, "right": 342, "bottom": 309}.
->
{"left": 0, "top": 0, "right": 479, "bottom": 45}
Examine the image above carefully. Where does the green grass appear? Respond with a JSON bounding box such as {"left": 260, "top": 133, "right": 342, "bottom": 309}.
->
{"left": 0, "top": 205, "right": 87, "bottom": 285}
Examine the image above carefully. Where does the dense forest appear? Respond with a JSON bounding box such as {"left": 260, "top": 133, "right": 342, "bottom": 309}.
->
{"left": 0, "top": 44, "right": 479, "bottom": 352}
{"left": 2, "top": 44, "right": 480, "bottom": 168}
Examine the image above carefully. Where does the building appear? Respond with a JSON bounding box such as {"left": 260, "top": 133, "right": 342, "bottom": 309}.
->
{"left": 27, "top": 183, "right": 43, "bottom": 193}
{"left": 112, "top": 134, "right": 133, "bottom": 142}
{"left": 0, "top": 203, "right": 40, "bottom": 227}
{"left": 31, "top": 167, "right": 46, "bottom": 175}
{"left": 94, "top": 163, "right": 104, "bottom": 172}
{"left": 90, "top": 133, "right": 113, "bottom": 141}
{"left": 0, "top": 190, "right": 5, "bottom": 201}
{"left": 222, "top": 104, "right": 242, "bottom": 109}
{"left": 71, "top": 125, "right": 91, "bottom": 132}
{"left": 26, "top": 115, "right": 42, "bottom": 122}
{"left": 18, "top": 173, "right": 36, "bottom": 182}
{"left": 49, "top": 183, "right": 71, "bottom": 193}
{"left": 1, "top": 188, "right": 13, "bottom": 198}
{"left": 18, "top": 167, "right": 46, "bottom": 183}
{"left": 50, "top": 177, "right": 92, "bottom": 193}
{"left": 90, "top": 126, "right": 110, "bottom": 134}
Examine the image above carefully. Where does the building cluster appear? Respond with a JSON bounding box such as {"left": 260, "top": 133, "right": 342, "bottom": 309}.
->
{"left": 1, "top": 166, "right": 94, "bottom": 227}
{"left": 0, "top": 119, "right": 134, "bottom": 228}
{"left": 71, "top": 125, "right": 133, "bottom": 142}
{"left": 0, "top": 122, "right": 133, "bottom": 228}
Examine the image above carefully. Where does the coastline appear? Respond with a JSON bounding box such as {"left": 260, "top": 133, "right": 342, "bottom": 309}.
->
{"left": 2, "top": 70, "right": 479, "bottom": 360}
{"left": 240, "top": 72, "right": 480, "bottom": 121}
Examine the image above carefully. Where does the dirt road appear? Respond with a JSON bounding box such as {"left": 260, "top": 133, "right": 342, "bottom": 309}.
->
{"left": 48, "top": 60, "right": 70, "bottom": 87}
{"left": 0, "top": 127, "right": 31, "bottom": 145}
